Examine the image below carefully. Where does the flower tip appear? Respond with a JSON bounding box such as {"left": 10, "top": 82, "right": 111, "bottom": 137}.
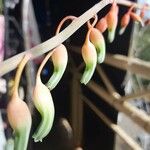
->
{"left": 80, "top": 62, "right": 96, "bottom": 85}
{"left": 32, "top": 136, "right": 43, "bottom": 143}
{"left": 108, "top": 29, "right": 115, "bottom": 43}
{"left": 119, "top": 27, "right": 126, "bottom": 35}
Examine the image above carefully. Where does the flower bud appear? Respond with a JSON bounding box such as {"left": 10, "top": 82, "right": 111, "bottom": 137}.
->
{"left": 7, "top": 94, "right": 32, "bottom": 150}
{"left": 81, "top": 30, "right": 97, "bottom": 84}
{"left": 106, "top": 2, "right": 119, "bottom": 42}
{"left": 130, "top": 12, "right": 144, "bottom": 26}
{"left": 7, "top": 54, "right": 32, "bottom": 150}
{"left": 96, "top": 17, "right": 107, "bottom": 33}
{"left": 46, "top": 44, "right": 68, "bottom": 90}
{"left": 32, "top": 76, "right": 55, "bottom": 142}
{"left": 89, "top": 28, "right": 106, "bottom": 63}
{"left": 119, "top": 13, "right": 130, "bottom": 35}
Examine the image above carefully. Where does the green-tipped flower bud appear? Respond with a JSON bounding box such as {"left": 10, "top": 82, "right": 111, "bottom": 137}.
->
{"left": 130, "top": 12, "right": 144, "bottom": 27}
{"left": 81, "top": 29, "right": 97, "bottom": 84}
{"left": 96, "top": 17, "right": 108, "bottom": 33}
{"left": 106, "top": 1, "right": 119, "bottom": 43}
{"left": 119, "top": 12, "right": 130, "bottom": 35}
{"left": 32, "top": 76, "right": 55, "bottom": 142}
{"left": 7, "top": 94, "right": 32, "bottom": 150}
{"left": 89, "top": 28, "right": 106, "bottom": 63}
{"left": 46, "top": 44, "right": 68, "bottom": 90}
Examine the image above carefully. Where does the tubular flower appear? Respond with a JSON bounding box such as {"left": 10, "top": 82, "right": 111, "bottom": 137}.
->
{"left": 7, "top": 94, "right": 32, "bottom": 150}
{"left": 96, "top": 17, "right": 108, "bottom": 33}
{"left": 106, "top": 1, "right": 119, "bottom": 43}
{"left": 7, "top": 54, "right": 32, "bottom": 150}
{"left": 140, "top": 4, "right": 148, "bottom": 18}
{"left": 46, "top": 44, "right": 68, "bottom": 90}
{"left": 32, "top": 51, "right": 55, "bottom": 142}
{"left": 130, "top": 12, "right": 144, "bottom": 26}
{"left": 89, "top": 28, "right": 106, "bottom": 63}
{"left": 119, "top": 12, "right": 130, "bottom": 35}
{"left": 81, "top": 29, "right": 97, "bottom": 85}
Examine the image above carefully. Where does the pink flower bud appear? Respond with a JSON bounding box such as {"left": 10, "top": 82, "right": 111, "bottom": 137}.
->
{"left": 81, "top": 29, "right": 97, "bottom": 84}
{"left": 106, "top": 1, "right": 119, "bottom": 42}
{"left": 119, "top": 13, "right": 130, "bottom": 35}
{"left": 46, "top": 44, "right": 68, "bottom": 90}
{"left": 89, "top": 28, "right": 106, "bottom": 63}
{"left": 130, "top": 12, "right": 144, "bottom": 26}
{"left": 32, "top": 76, "right": 55, "bottom": 142}
{"left": 7, "top": 94, "right": 32, "bottom": 150}
{"left": 7, "top": 54, "right": 32, "bottom": 150}
{"left": 96, "top": 17, "right": 108, "bottom": 33}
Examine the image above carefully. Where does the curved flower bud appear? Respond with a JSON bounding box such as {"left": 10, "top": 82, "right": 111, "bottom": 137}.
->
{"left": 119, "top": 13, "right": 130, "bottom": 35}
{"left": 106, "top": 1, "right": 119, "bottom": 43}
{"left": 46, "top": 44, "right": 68, "bottom": 90}
{"left": 7, "top": 94, "right": 32, "bottom": 150}
{"left": 130, "top": 12, "right": 144, "bottom": 26}
{"left": 32, "top": 76, "right": 55, "bottom": 142}
{"left": 89, "top": 28, "right": 106, "bottom": 63}
{"left": 7, "top": 54, "right": 32, "bottom": 150}
{"left": 81, "top": 29, "right": 97, "bottom": 84}
{"left": 96, "top": 17, "right": 108, "bottom": 33}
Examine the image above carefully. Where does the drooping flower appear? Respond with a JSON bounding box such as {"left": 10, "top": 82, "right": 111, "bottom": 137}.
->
{"left": 96, "top": 17, "right": 108, "bottom": 33}
{"left": 32, "top": 51, "right": 55, "bottom": 142}
{"left": 119, "top": 5, "right": 136, "bottom": 35}
{"left": 89, "top": 28, "right": 106, "bottom": 63}
{"left": 46, "top": 44, "right": 68, "bottom": 90}
{"left": 130, "top": 12, "right": 144, "bottom": 26}
{"left": 7, "top": 54, "right": 32, "bottom": 150}
{"left": 81, "top": 28, "right": 97, "bottom": 84}
{"left": 7, "top": 94, "right": 32, "bottom": 150}
{"left": 106, "top": 1, "right": 119, "bottom": 43}
{"left": 32, "top": 76, "right": 55, "bottom": 142}
{"left": 119, "top": 12, "right": 130, "bottom": 35}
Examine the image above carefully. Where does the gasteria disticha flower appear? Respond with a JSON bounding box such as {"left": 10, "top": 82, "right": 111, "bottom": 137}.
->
{"left": 130, "top": 12, "right": 144, "bottom": 26}
{"left": 106, "top": 1, "right": 119, "bottom": 43}
{"left": 32, "top": 51, "right": 55, "bottom": 142}
{"left": 32, "top": 76, "right": 55, "bottom": 142}
{"left": 87, "top": 15, "right": 106, "bottom": 64}
{"left": 46, "top": 44, "right": 68, "bottom": 90}
{"left": 89, "top": 27, "right": 106, "bottom": 63}
{"left": 119, "top": 12, "right": 131, "bottom": 35}
{"left": 7, "top": 54, "right": 32, "bottom": 150}
{"left": 96, "top": 17, "right": 108, "bottom": 33}
{"left": 81, "top": 28, "right": 97, "bottom": 84}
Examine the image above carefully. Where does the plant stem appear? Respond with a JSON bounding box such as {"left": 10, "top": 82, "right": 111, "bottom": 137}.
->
{"left": 56, "top": 16, "right": 77, "bottom": 35}
{"left": 13, "top": 54, "right": 31, "bottom": 97}
{"left": 36, "top": 51, "right": 53, "bottom": 79}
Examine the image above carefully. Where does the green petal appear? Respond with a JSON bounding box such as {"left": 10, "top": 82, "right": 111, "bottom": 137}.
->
{"left": 14, "top": 126, "right": 31, "bottom": 150}
{"left": 46, "top": 66, "right": 66, "bottom": 90}
{"left": 32, "top": 83, "right": 55, "bottom": 142}
{"left": 95, "top": 42, "right": 106, "bottom": 64}
{"left": 108, "top": 28, "right": 116, "bottom": 43}
{"left": 80, "top": 62, "right": 96, "bottom": 85}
